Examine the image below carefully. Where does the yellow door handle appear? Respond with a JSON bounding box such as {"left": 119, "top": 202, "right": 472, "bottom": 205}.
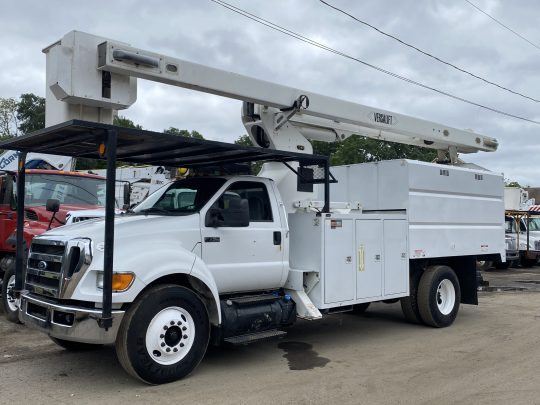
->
{"left": 358, "top": 245, "right": 365, "bottom": 272}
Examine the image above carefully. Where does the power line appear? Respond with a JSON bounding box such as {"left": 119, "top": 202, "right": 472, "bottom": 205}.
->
{"left": 464, "top": 0, "right": 540, "bottom": 52}
{"left": 319, "top": 0, "right": 540, "bottom": 103}
{"left": 209, "top": 0, "right": 540, "bottom": 125}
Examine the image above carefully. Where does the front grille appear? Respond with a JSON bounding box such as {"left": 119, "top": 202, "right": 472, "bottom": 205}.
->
{"left": 31, "top": 244, "right": 65, "bottom": 256}
{"left": 26, "top": 242, "right": 66, "bottom": 299}
{"left": 72, "top": 216, "right": 98, "bottom": 223}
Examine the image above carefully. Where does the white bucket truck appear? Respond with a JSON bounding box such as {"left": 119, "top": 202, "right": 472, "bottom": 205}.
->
{"left": 504, "top": 187, "right": 540, "bottom": 267}
{"left": 2, "top": 31, "right": 504, "bottom": 384}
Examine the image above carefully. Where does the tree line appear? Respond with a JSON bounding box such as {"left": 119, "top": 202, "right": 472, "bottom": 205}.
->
{"left": 1, "top": 93, "right": 436, "bottom": 171}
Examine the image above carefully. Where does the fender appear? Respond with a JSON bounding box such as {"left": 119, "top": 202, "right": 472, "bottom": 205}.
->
{"left": 91, "top": 239, "right": 222, "bottom": 325}
{"left": 189, "top": 256, "right": 221, "bottom": 325}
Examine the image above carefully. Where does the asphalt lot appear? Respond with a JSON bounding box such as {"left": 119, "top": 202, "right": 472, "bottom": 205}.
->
{"left": 1, "top": 268, "right": 540, "bottom": 405}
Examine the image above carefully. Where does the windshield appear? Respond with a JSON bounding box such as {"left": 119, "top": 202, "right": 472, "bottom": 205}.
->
{"left": 133, "top": 178, "right": 226, "bottom": 215}
{"left": 528, "top": 217, "right": 540, "bottom": 231}
{"left": 21, "top": 173, "right": 106, "bottom": 207}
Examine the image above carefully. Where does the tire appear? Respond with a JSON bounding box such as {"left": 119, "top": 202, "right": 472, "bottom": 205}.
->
{"left": 476, "top": 260, "right": 493, "bottom": 271}
{"left": 521, "top": 258, "right": 538, "bottom": 268}
{"left": 352, "top": 302, "right": 370, "bottom": 313}
{"left": 116, "top": 285, "right": 210, "bottom": 384}
{"left": 494, "top": 261, "right": 512, "bottom": 270}
{"left": 1, "top": 262, "right": 22, "bottom": 324}
{"left": 50, "top": 337, "right": 102, "bottom": 351}
{"left": 418, "top": 265, "right": 460, "bottom": 328}
{"left": 400, "top": 269, "right": 423, "bottom": 324}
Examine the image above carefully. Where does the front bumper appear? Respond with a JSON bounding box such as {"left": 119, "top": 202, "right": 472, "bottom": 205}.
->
{"left": 19, "top": 293, "right": 124, "bottom": 344}
{"left": 506, "top": 250, "right": 519, "bottom": 261}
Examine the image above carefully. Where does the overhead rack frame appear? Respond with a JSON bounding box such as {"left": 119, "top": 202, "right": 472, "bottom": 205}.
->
{"left": 0, "top": 119, "right": 331, "bottom": 329}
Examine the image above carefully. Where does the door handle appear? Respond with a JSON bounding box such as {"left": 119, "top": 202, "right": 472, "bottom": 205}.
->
{"left": 273, "top": 231, "right": 281, "bottom": 245}
{"left": 204, "top": 237, "right": 220, "bottom": 243}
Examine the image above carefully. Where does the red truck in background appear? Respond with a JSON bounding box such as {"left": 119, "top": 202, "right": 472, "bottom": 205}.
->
{"left": 0, "top": 169, "right": 106, "bottom": 322}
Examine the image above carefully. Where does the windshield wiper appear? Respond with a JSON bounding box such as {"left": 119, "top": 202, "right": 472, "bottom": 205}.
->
{"left": 137, "top": 207, "right": 172, "bottom": 215}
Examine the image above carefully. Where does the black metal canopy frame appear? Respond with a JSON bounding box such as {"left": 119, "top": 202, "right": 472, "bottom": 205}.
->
{"left": 0, "top": 120, "right": 331, "bottom": 329}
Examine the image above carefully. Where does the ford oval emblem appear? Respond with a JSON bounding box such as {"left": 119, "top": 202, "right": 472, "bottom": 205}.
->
{"left": 37, "top": 261, "right": 47, "bottom": 270}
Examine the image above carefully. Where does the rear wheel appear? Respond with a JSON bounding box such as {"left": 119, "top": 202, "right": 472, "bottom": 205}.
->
{"left": 116, "top": 285, "right": 210, "bottom": 384}
{"left": 418, "top": 265, "right": 460, "bottom": 328}
{"left": 400, "top": 269, "right": 423, "bottom": 324}
{"left": 1, "top": 263, "right": 21, "bottom": 323}
{"left": 476, "top": 260, "right": 493, "bottom": 271}
{"left": 521, "top": 258, "right": 538, "bottom": 268}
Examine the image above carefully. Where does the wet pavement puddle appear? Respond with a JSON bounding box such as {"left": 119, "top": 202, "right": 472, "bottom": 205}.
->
{"left": 278, "top": 341, "right": 330, "bottom": 370}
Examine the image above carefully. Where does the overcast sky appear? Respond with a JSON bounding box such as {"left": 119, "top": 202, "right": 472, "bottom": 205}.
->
{"left": 2, "top": 0, "right": 539, "bottom": 184}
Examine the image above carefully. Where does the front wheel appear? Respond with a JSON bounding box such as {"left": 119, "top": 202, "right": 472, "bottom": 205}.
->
{"left": 417, "top": 265, "right": 461, "bottom": 328}
{"left": 116, "top": 285, "right": 210, "bottom": 384}
{"left": 2, "top": 263, "right": 21, "bottom": 324}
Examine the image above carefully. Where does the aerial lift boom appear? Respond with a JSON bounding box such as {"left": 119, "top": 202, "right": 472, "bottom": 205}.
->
{"left": 44, "top": 31, "right": 497, "bottom": 164}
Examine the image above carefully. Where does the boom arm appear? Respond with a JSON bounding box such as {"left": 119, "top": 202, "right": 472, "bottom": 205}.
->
{"left": 44, "top": 31, "right": 497, "bottom": 163}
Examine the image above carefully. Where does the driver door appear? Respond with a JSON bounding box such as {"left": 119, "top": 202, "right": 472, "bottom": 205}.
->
{"left": 200, "top": 180, "right": 284, "bottom": 293}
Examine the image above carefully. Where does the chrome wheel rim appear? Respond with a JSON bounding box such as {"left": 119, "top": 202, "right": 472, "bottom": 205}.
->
{"left": 145, "top": 306, "right": 195, "bottom": 365}
{"left": 5, "top": 274, "right": 20, "bottom": 313}
{"left": 436, "top": 279, "right": 455, "bottom": 315}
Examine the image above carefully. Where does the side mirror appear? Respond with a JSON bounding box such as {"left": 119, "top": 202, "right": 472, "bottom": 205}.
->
{"left": 205, "top": 198, "right": 250, "bottom": 228}
{"left": 205, "top": 208, "right": 223, "bottom": 228}
{"left": 46, "top": 198, "right": 60, "bottom": 213}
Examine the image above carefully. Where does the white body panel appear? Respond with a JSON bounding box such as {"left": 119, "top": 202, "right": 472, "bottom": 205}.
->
{"left": 43, "top": 31, "right": 136, "bottom": 126}
{"left": 0, "top": 150, "right": 73, "bottom": 171}
{"left": 288, "top": 212, "right": 409, "bottom": 309}
{"left": 322, "top": 160, "right": 505, "bottom": 261}
{"left": 504, "top": 187, "right": 534, "bottom": 210}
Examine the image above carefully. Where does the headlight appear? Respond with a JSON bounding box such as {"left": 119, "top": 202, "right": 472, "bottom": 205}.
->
{"left": 96, "top": 271, "right": 135, "bottom": 292}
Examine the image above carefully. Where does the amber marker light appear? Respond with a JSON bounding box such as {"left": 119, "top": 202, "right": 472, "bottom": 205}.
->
{"left": 98, "top": 142, "right": 106, "bottom": 157}
{"left": 96, "top": 272, "right": 135, "bottom": 292}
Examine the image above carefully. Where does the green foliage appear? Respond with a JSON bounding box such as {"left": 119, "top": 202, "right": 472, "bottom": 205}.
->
{"left": 329, "top": 136, "right": 437, "bottom": 165}
{"left": 311, "top": 140, "right": 340, "bottom": 157}
{"left": 114, "top": 115, "right": 143, "bottom": 129}
{"left": 505, "top": 181, "right": 522, "bottom": 188}
{"left": 234, "top": 134, "right": 264, "bottom": 174}
{"left": 234, "top": 134, "right": 253, "bottom": 146}
{"left": 17, "top": 93, "right": 45, "bottom": 134}
{"left": 164, "top": 127, "right": 204, "bottom": 139}
{"left": 0, "top": 97, "right": 19, "bottom": 137}
{"left": 77, "top": 115, "right": 143, "bottom": 170}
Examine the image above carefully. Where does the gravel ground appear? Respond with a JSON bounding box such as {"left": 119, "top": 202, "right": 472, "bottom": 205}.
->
{"left": 2, "top": 287, "right": 540, "bottom": 405}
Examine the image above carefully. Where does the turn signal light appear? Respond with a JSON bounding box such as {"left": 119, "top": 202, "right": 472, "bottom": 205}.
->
{"left": 96, "top": 272, "right": 135, "bottom": 292}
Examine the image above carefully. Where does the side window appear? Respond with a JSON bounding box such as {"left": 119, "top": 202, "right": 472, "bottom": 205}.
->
{"left": 214, "top": 181, "right": 273, "bottom": 222}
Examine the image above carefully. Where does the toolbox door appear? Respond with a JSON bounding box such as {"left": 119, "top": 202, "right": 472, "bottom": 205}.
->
{"left": 356, "top": 219, "right": 383, "bottom": 300}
